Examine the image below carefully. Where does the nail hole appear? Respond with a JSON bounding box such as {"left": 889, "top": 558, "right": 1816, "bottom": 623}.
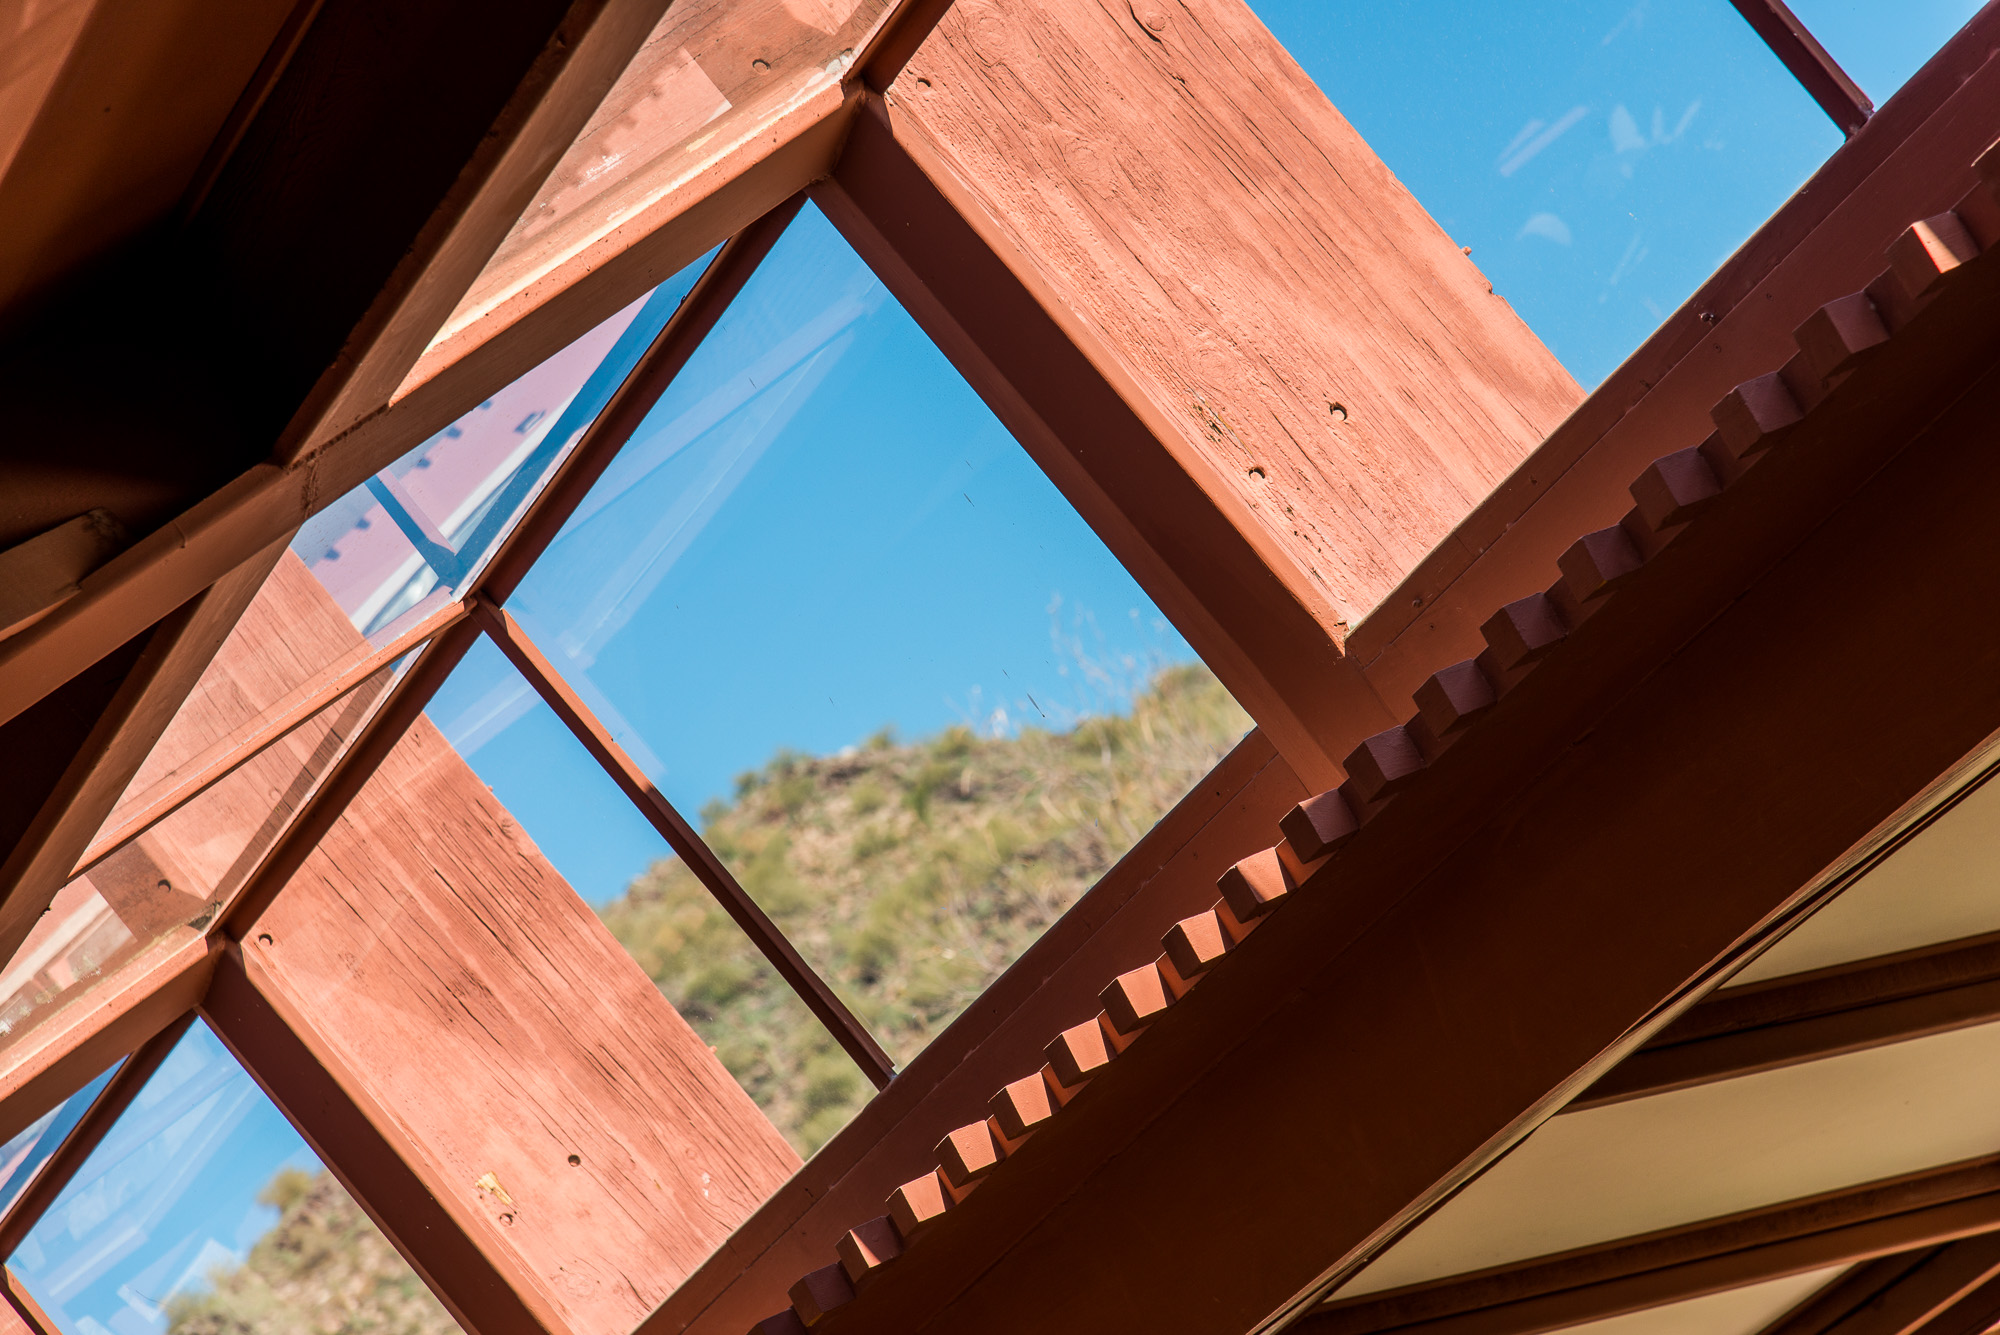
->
{"left": 916, "top": 77, "right": 932, "bottom": 88}
{"left": 156, "top": 879, "right": 173, "bottom": 893}
{"left": 751, "top": 58, "right": 769, "bottom": 71}
{"left": 1247, "top": 465, "right": 1266, "bottom": 479}
{"left": 1328, "top": 402, "right": 1348, "bottom": 421}
{"left": 500, "top": 1212, "right": 514, "bottom": 1226}
{"left": 257, "top": 933, "right": 273, "bottom": 947}
{"left": 567, "top": 1154, "right": 581, "bottom": 1167}
{"left": 1411, "top": 596, "right": 1423, "bottom": 609}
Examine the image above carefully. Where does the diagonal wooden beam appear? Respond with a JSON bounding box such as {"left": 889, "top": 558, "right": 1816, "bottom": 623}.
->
{"left": 1304, "top": 1159, "right": 2000, "bottom": 1335}
{"left": 0, "top": 538, "right": 285, "bottom": 971}
{"left": 1757, "top": 1233, "right": 2000, "bottom": 1335}
{"left": 1574, "top": 929, "right": 2000, "bottom": 1110}
{"left": 1908, "top": 1272, "right": 2000, "bottom": 1335}
{"left": 1727, "top": 0, "right": 1874, "bottom": 136}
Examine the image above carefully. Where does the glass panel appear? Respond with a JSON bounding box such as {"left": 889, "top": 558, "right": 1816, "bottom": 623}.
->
{"left": 505, "top": 202, "right": 1252, "bottom": 1140}
{"left": 295, "top": 253, "right": 714, "bottom": 641}
{"left": 424, "top": 637, "right": 817, "bottom": 1144}
{"left": 1785, "top": 0, "right": 1981, "bottom": 105}
{"left": 444, "top": 0, "right": 895, "bottom": 349}
{"left": 0, "top": 1064, "right": 118, "bottom": 1216}
{"left": 1246, "top": 0, "right": 1843, "bottom": 387}
{"left": 8, "top": 1021, "right": 458, "bottom": 1335}
{"left": 0, "top": 668, "right": 399, "bottom": 1068}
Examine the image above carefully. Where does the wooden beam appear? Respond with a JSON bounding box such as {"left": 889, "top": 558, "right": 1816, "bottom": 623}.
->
{"left": 773, "top": 115, "right": 2000, "bottom": 1335}
{"left": 822, "top": 0, "right": 1584, "bottom": 784}
{"left": 471, "top": 598, "right": 897, "bottom": 1088}
{"left": 203, "top": 946, "right": 562, "bottom": 1335}
{"left": 0, "top": 539, "right": 284, "bottom": 973}
{"left": 1575, "top": 930, "right": 2000, "bottom": 1110}
{"left": 1758, "top": 1233, "right": 2000, "bottom": 1335}
{"left": 1727, "top": 0, "right": 1874, "bottom": 136}
{"left": 1302, "top": 1158, "right": 2000, "bottom": 1335}
{"left": 224, "top": 704, "right": 802, "bottom": 1332}
{"left": 0, "top": 932, "right": 219, "bottom": 1150}
{"left": 0, "top": 1013, "right": 195, "bottom": 1256}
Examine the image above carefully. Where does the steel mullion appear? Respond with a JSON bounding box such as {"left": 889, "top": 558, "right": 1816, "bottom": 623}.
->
{"left": 1727, "top": 0, "right": 1873, "bottom": 136}
{"left": 219, "top": 199, "right": 809, "bottom": 942}
{"left": 471, "top": 598, "right": 897, "bottom": 1088}
{"left": 0, "top": 1013, "right": 196, "bottom": 1259}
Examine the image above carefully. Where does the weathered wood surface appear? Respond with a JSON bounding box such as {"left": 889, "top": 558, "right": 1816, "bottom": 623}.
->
{"left": 254, "top": 711, "right": 800, "bottom": 1335}
{"left": 891, "top": 0, "right": 1582, "bottom": 636}
{"left": 407, "top": 0, "right": 881, "bottom": 409}
{"left": 106, "top": 551, "right": 368, "bottom": 824}
{"left": 0, "top": 554, "right": 373, "bottom": 1095}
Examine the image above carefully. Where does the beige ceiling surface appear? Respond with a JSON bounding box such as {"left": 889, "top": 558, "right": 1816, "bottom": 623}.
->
{"left": 1334, "top": 1020, "right": 2000, "bottom": 1297}
{"left": 1733, "top": 767, "right": 2000, "bottom": 985}
{"left": 1542, "top": 1267, "right": 1847, "bottom": 1335}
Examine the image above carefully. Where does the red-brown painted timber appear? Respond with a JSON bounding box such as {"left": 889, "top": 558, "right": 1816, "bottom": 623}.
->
{"left": 785, "top": 151, "right": 2000, "bottom": 1335}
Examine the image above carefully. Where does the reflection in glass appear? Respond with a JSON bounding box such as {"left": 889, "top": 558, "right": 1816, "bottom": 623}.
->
{"left": 1248, "top": 0, "right": 1842, "bottom": 386}
{"left": 8, "top": 1022, "right": 457, "bottom": 1335}
{"left": 1786, "top": 0, "right": 1979, "bottom": 105}
{"left": 452, "top": 0, "right": 895, "bottom": 342}
{"left": 506, "top": 203, "right": 1251, "bottom": 1149}
{"left": 0, "top": 1065, "right": 117, "bottom": 1216}
{"left": 294, "top": 252, "right": 713, "bottom": 640}
{"left": 0, "top": 670, "right": 394, "bottom": 1069}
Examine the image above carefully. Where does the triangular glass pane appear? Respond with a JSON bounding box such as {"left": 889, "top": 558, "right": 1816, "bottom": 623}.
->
{"left": 7, "top": 1021, "right": 461, "bottom": 1335}
{"left": 294, "top": 252, "right": 714, "bottom": 642}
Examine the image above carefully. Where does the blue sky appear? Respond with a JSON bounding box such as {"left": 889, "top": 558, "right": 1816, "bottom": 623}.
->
{"left": 431, "top": 205, "right": 1197, "bottom": 904}
{"left": 12, "top": 1025, "right": 317, "bottom": 1335}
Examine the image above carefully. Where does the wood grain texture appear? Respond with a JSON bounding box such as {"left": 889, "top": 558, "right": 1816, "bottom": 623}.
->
{"left": 891, "top": 0, "right": 1581, "bottom": 634}
{"left": 254, "top": 712, "right": 800, "bottom": 1335}
{"left": 102, "top": 551, "right": 368, "bottom": 825}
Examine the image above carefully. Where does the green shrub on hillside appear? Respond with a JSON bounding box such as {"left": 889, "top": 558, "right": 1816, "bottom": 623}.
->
{"left": 599, "top": 663, "right": 1250, "bottom": 1153}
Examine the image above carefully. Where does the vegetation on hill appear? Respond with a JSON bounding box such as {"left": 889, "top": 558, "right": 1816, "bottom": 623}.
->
{"left": 165, "top": 662, "right": 1248, "bottom": 1331}
{"left": 165, "top": 1168, "right": 456, "bottom": 1335}
{"left": 600, "top": 662, "right": 1250, "bottom": 1152}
